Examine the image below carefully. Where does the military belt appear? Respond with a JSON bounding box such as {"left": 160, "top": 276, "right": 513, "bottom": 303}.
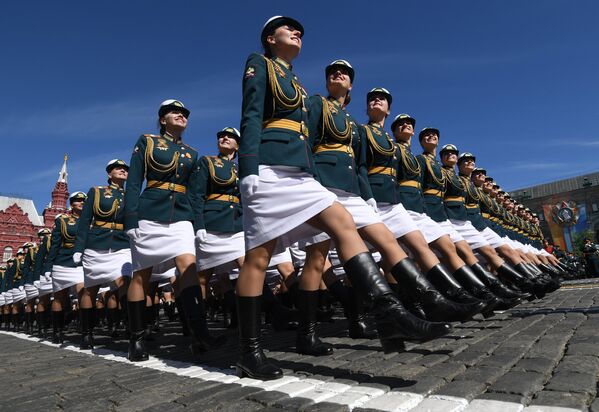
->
{"left": 207, "top": 194, "right": 240, "bottom": 204}
{"left": 399, "top": 180, "right": 421, "bottom": 189}
{"left": 62, "top": 243, "right": 74, "bottom": 249}
{"left": 482, "top": 212, "right": 491, "bottom": 219}
{"left": 146, "top": 180, "right": 187, "bottom": 194}
{"left": 314, "top": 143, "right": 354, "bottom": 157}
{"left": 444, "top": 196, "right": 465, "bottom": 203}
{"left": 368, "top": 166, "right": 395, "bottom": 177}
{"left": 94, "top": 220, "right": 124, "bottom": 230}
{"left": 423, "top": 189, "right": 443, "bottom": 197}
{"left": 465, "top": 204, "right": 479, "bottom": 209}
{"left": 263, "top": 118, "right": 309, "bottom": 137}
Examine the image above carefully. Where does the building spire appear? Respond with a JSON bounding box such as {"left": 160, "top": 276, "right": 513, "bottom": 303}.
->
{"left": 58, "top": 153, "right": 68, "bottom": 183}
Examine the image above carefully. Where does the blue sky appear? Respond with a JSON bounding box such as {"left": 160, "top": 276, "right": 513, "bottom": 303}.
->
{"left": 1, "top": 1, "right": 598, "bottom": 213}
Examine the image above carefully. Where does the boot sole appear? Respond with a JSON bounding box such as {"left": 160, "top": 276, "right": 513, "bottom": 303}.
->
{"left": 235, "top": 365, "right": 283, "bottom": 380}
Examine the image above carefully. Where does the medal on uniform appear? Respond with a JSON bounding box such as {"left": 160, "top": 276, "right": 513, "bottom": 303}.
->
{"left": 157, "top": 139, "right": 169, "bottom": 151}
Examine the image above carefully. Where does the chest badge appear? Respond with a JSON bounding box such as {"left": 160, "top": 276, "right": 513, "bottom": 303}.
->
{"left": 156, "top": 139, "right": 169, "bottom": 151}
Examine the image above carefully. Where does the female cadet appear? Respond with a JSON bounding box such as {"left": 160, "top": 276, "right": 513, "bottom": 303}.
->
{"left": 73, "top": 159, "right": 132, "bottom": 349}
{"left": 300, "top": 63, "right": 479, "bottom": 355}
{"left": 34, "top": 228, "right": 53, "bottom": 337}
{"left": 21, "top": 242, "right": 39, "bottom": 334}
{"left": 194, "top": 126, "right": 243, "bottom": 320}
{"left": 44, "top": 191, "right": 87, "bottom": 343}
{"left": 391, "top": 115, "right": 524, "bottom": 303}
{"left": 237, "top": 16, "right": 450, "bottom": 380}
{"left": 1, "top": 258, "right": 16, "bottom": 329}
{"left": 124, "top": 99, "right": 225, "bottom": 362}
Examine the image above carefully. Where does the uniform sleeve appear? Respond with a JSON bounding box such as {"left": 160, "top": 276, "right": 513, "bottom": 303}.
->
{"left": 124, "top": 135, "right": 147, "bottom": 231}
{"left": 416, "top": 154, "right": 427, "bottom": 183}
{"left": 238, "top": 53, "right": 267, "bottom": 179}
{"left": 44, "top": 218, "right": 63, "bottom": 273}
{"left": 306, "top": 95, "right": 323, "bottom": 146}
{"left": 74, "top": 187, "right": 95, "bottom": 254}
{"left": 33, "top": 240, "right": 47, "bottom": 278}
{"left": 356, "top": 125, "right": 374, "bottom": 201}
{"left": 188, "top": 155, "right": 208, "bottom": 232}
{"left": 22, "top": 253, "right": 33, "bottom": 283}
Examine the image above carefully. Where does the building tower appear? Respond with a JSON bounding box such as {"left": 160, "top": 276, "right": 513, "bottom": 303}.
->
{"left": 42, "top": 154, "right": 70, "bottom": 227}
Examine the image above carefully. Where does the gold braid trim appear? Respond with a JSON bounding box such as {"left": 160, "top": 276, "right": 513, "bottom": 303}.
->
{"left": 321, "top": 97, "right": 351, "bottom": 143}
{"left": 460, "top": 176, "right": 480, "bottom": 202}
{"left": 442, "top": 168, "right": 465, "bottom": 191}
{"left": 60, "top": 216, "right": 76, "bottom": 242}
{"left": 398, "top": 144, "right": 421, "bottom": 175}
{"left": 45, "top": 235, "right": 51, "bottom": 252}
{"left": 145, "top": 136, "right": 180, "bottom": 176}
{"left": 422, "top": 154, "right": 446, "bottom": 186}
{"left": 206, "top": 157, "right": 237, "bottom": 186}
{"left": 364, "top": 125, "right": 395, "bottom": 157}
{"left": 93, "top": 187, "right": 119, "bottom": 219}
{"left": 264, "top": 57, "right": 303, "bottom": 111}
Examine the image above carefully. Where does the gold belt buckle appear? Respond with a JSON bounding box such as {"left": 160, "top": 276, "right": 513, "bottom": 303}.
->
{"left": 111, "top": 222, "right": 116, "bottom": 230}
{"left": 168, "top": 183, "right": 176, "bottom": 191}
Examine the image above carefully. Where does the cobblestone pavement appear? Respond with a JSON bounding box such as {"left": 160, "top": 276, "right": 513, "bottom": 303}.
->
{"left": 3, "top": 280, "right": 599, "bottom": 411}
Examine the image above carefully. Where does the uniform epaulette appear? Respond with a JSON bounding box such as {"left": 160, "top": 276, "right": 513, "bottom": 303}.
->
{"left": 143, "top": 134, "right": 160, "bottom": 138}
{"left": 56, "top": 213, "right": 68, "bottom": 219}
{"left": 182, "top": 142, "right": 197, "bottom": 151}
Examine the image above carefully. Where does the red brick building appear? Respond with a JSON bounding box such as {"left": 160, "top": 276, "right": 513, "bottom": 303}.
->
{"left": 0, "top": 156, "right": 69, "bottom": 263}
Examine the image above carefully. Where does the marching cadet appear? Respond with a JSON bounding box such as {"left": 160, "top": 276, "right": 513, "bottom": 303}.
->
{"left": 0, "top": 265, "right": 5, "bottom": 328}
{"left": 44, "top": 191, "right": 87, "bottom": 344}
{"left": 34, "top": 228, "right": 53, "bottom": 337}
{"left": 124, "top": 99, "right": 225, "bottom": 362}
{"left": 194, "top": 127, "right": 244, "bottom": 330}
{"left": 73, "top": 159, "right": 132, "bottom": 349}
{"left": 11, "top": 249, "right": 27, "bottom": 330}
{"left": 21, "top": 242, "right": 39, "bottom": 334}
{"left": 1, "top": 258, "right": 15, "bottom": 329}
{"left": 236, "top": 16, "right": 449, "bottom": 380}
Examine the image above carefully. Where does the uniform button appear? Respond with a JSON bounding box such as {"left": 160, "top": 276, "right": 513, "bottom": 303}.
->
{"left": 348, "top": 166, "right": 352, "bottom": 169}
{"left": 169, "top": 196, "right": 173, "bottom": 199}
{"left": 299, "top": 135, "right": 305, "bottom": 140}
{"left": 229, "top": 205, "right": 234, "bottom": 209}
{"left": 181, "top": 147, "right": 185, "bottom": 150}
{"left": 345, "top": 113, "right": 349, "bottom": 117}
{"left": 176, "top": 175, "right": 180, "bottom": 177}
{"left": 302, "top": 107, "right": 307, "bottom": 112}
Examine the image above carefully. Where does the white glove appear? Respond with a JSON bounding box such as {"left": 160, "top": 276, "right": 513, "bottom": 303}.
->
{"left": 18, "top": 286, "right": 24, "bottom": 291}
{"left": 240, "top": 175, "right": 259, "bottom": 198}
{"left": 43, "top": 272, "right": 51, "bottom": 282}
{"left": 73, "top": 252, "right": 82, "bottom": 264}
{"left": 196, "top": 229, "right": 207, "bottom": 242}
{"left": 126, "top": 228, "right": 139, "bottom": 239}
{"left": 366, "top": 198, "right": 378, "bottom": 213}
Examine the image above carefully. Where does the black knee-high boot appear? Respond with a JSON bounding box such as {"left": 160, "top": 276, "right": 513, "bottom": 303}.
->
{"left": 346, "top": 287, "right": 377, "bottom": 339}
{"left": 164, "top": 300, "right": 176, "bottom": 322}
{"left": 452, "top": 266, "right": 520, "bottom": 313}
{"left": 51, "top": 311, "right": 64, "bottom": 344}
{"left": 425, "top": 265, "right": 481, "bottom": 304}
{"left": 343, "top": 253, "right": 451, "bottom": 343}
{"left": 36, "top": 311, "right": 43, "bottom": 336}
{"left": 152, "top": 302, "right": 161, "bottom": 331}
{"left": 296, "top": 290, "right": 334, "bottom": 356}
{"left": 262, "top": 283, "right": 297, "bottom": 331}
{"left": 144, "top": 304, "right": 155, "bottom": 341}
{"left": 80, "top": 308, "right": 94, "bottom": 350}
{"left": 470, "top": 263, "right": 528, "bottom": 299}
{"left": 236, "top": 296, "right": 282, "bottom": 380}
{"left": 497, "top": 264, "right": 539, "bottom": 295}
{"left": 107, "top": 308, "right": 119, "bottom": 337}
{"left": 127, "top": 300, "right": 148, "bottom": 361}
{"left": 179, "top": 285, "right": 227, "bottom": 355}
{"left": 26, "top": 311, "right": 35, "bottom": 335}
{"left": 119, "top": 294, "right": 128, "bottom": 331}
{"left": 391, "top": 261, "right": 485, "bottom": 322}
{"left": 175, "top": 298, "right": 189, "bottom": 336}
{"left": 223, "top": 290, "right": 237, "bottom": 329}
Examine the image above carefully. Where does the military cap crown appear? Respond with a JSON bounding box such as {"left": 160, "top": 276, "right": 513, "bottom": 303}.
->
{"left": 391, "top": 113, "right": 416, "bottom": 131}
{"left": 440, "top": 144, "right": 459, "bottom": 155}
{"left": 16, "top": 248, "right": 24, "bottom": 255}
{"left": 419, "top": 127, "right": 440, "bottom": 141}
{"left": 106, "top": 159, "right": 129, "bottom": 173}
{"left": 69, "top": 191, "right": 87, "bottom": 202}
{"left": 217, "top": 127, "right": 241, "bottom": 140}
{"left": 261, "top": 16, "right": 304, "bottom": 49}
{"left": 472, "top": 167, "right": 487, "bottom": 175}
{"left": 458, "top": 152, "right": 476, "bottom": 163}
{"left": 325, "top": 59, "right": 354, "bottom": 82}
{"left": 158, "top": 99, "right": 190, "bottom": 118}
{"left": 366, "top": 87, "right": 392, "bottom": 106}
{"left": 38, "top": 228, "right": 51, "bottom": 236}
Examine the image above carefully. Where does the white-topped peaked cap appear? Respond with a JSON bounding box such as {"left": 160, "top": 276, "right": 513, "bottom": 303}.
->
{"left": 440, "top": 144, "right": 459, "bottom": 154}
{"left": 391, "top": 113, "right": 416, "bottom": 131}
{"left": 217, "top": 127, "right": 241, "bottom": 139}
{"left": 69, "top": 191, "right": 87, "bottom": 202}
{"left": 106, "top": 159, "right": 129, "bottom": 173}
{"left": 326, "top": 59, "right": 354, "bottom": 82}
{"left": 158, "top": 99, "right": 190, "bottom": 118}
{"left": 366, "top": 87, "right": 392, "bottom": 105}
{"left": 458, "top": 152, "right": 476, "bottom": 163}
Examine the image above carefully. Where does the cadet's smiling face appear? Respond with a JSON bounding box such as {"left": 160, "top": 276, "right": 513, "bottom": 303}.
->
{"left": 472, "top": 172, "right": 486, "bottom": 186}
{"left": 218, "top": 134, "right": 239, "bottom": 153}
{"left": 393, "top": 120, "right": 414, "bottom": 142}
{"left": 71, "top": 200, "right": 84, "bottom": 213}
{"left": 420, "top": 131, "right": 438, "bottom": 152}
{"left": 160, "top": 110, "right": 188, "bottom": 133}
{"left": 367, "top": 94, "right": 390, "bottom": 119}
{"left": 109, "top": 166, "right": 128, "bottom": 182}
{"left": 326, "top": 67, "right": 352, "bottom": 96}
{"left": 459, "top": 158, "right": 475, "bottom": 174}
{"left": 441, "top": 151, "right": 458, "bottom": 167}
{"left": 268, "top": 25, "right": 302, "bottom": 57}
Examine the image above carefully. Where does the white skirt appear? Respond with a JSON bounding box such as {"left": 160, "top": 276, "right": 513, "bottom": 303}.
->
{"left": 378, "top": 202, "right": 419, "bottom": 239}
{"left": 481, "top": 227, "right": 508, "bottom": 249}
{"left": 439, "top": 220, "right": 465, "bottom": 243}
{"left": 24, "top": 284, "right": 39, "bottom": 300}
{"left": 98, "top": 286, "right": 112, "bottom": 294}
{"left": 10, "top": 288, "right": 26, "bottom": 303}
{"left": 52, "top": 265, "right": 84, "bottom": 292}
{"left": 83, "top": 248, "right": 133, "bottom": 288}
{"left": 289, "top": 242, "right": 306, "bottom": 268}
{"left": 130, "top": 219, "right": 195, "bottom": 272}
{"left": 3, "top": 292, "right": 13, "bottom": 305}
{"left": 35, "top": 278, "right": 53, "bottom": 297}
{"left": 449, "top": 219, "right": 490, "bottom": 250}
{"left": 269, "top": 248, "right": 292, "bottom": 267}
{"left": 243, "top": 165, "right": 336, "bottom": 252}
{"left": 300, "top": 188, "right": 381, "bottom": 247}
{"left": 196, "top": 230, "right": 245, "bottom": 271}
{"left": 406, "top": 210, "right": 447, "bottom": 244}
{"left": 150, "top": 264, "right": 177, "bottom": 283}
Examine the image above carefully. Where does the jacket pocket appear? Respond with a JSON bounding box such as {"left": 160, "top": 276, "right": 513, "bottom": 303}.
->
{"left": 314, "top": 154, "right": 337, "bottom": 165}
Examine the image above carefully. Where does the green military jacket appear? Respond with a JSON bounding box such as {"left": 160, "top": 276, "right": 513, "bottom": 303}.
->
{"left": 195, "top": 155, "right": 243, "bottom": 233}
{"left": 22, "top": 245, "right": 37, "bottom": 284}
{"left": 33, "top": 235, "right": 51, "bottom": 281}
{"left": 363, "top": 122, "right": 400, "bottom": 204}
{"left": 2, "top": 262, "right": 15, "bottom": 292}
{"left": 124, "top": 133, "right": 202, "bottom": 232}
{"left": 75, "top": 183, "right": 129, "bottom": 253}
{"left": 44, "top": 214, "right": 82, "bottom": 272}
{"left": 477, "top": 189, "right": 504, "bottom": 235}
{"left": 441, "top": 166, "right": 469, "bottom": 221}
{"left": 459, "top": 174, "right": 487, "bottom": 231}
{"left": 417, "top": 153, "right": 448, "bottom": 222}
{"left": 239, "top": 53, "right": 312, "bottom": 179}
{"left": 396, "top": 142, "right": 425, "bottom": 213}
{"left": 307, "top": 96, "right": 372, "bottom": 200}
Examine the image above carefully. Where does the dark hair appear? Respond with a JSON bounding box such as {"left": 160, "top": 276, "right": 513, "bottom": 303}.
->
{"left": 157, "top": 119, "right": 165, "bottom": 135}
